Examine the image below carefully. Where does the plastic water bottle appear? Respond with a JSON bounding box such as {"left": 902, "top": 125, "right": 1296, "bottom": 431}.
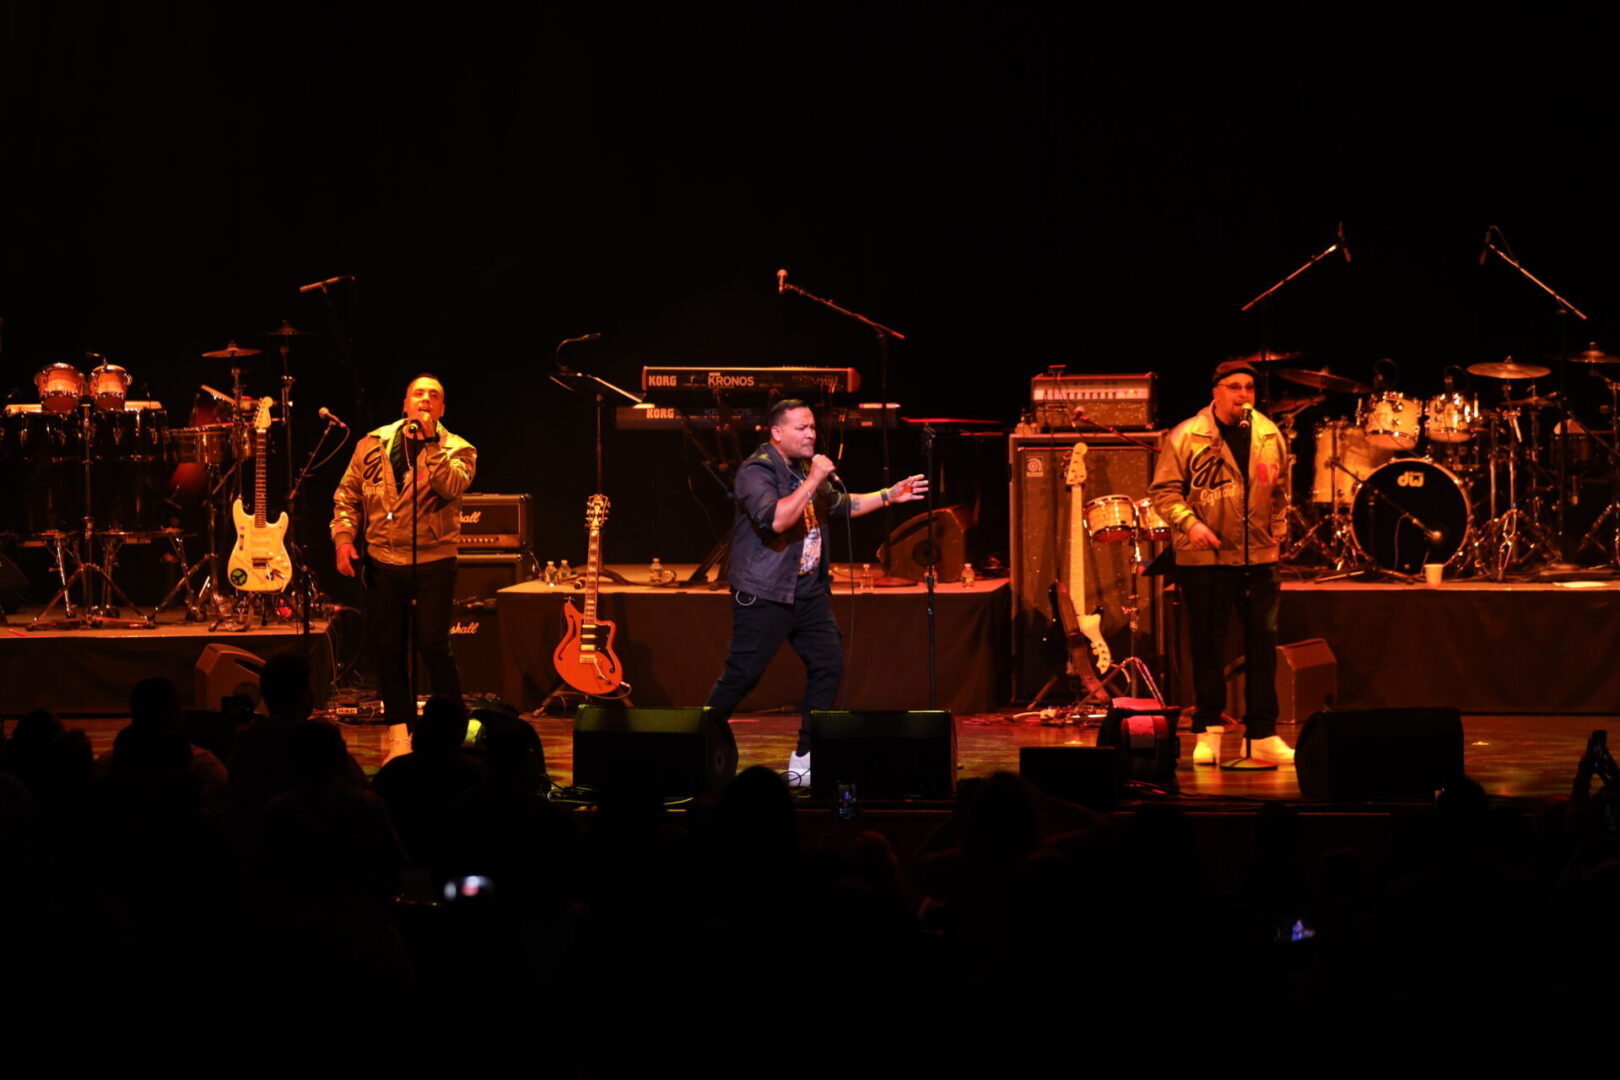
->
{"left": 649, "top": 557, "right": 667, "bottom": 585}
{"left": 542, "top": 560, "right": 558, "bottom": 585}
{"left": 960, "top": 562, "right": 976, "bottom": 586}
{"left": 559, "top": 559, "right": 574, "bottom": 583}
{"left": 858, "top": 563, "right": 873, "bottom": 593}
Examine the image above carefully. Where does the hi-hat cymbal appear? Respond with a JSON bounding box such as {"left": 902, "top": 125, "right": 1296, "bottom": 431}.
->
{"left": 202, "top": 340, "right": 262, "bottom": 359}
{"left": 1467, "top": 360, "right": 1550, "bottom": 380}
{"left": 1572, "top": 344, "right": 1620, "bottom": 364}
{"left": 1274, "top": 368, "right": 1371, "bottom": 394}
{"left": 1504, "top": 393, "right": 1565, "bottom": 409}
{"left": 1227, "top": 349, "right": 1306, "bottom": 365}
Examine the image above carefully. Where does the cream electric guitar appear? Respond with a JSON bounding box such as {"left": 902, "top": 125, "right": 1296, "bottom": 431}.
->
{"left": 226, "top": 398, "right": 292, "bottom": 592}
{"left": 1047, "top": 442, "right": 1111, "bottom": 689}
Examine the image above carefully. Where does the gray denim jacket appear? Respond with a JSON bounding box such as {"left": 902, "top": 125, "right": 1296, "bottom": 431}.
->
{"left": 726, "top": 442, "right": 849, "bottom": 603}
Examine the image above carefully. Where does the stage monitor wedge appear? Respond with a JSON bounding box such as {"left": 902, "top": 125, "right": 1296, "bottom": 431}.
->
{"left": 809, "top": 709, "right": 956, "bottom": 800}
{"left": 1295, "top": 707, "right": 1464, "bottom": 800}
{"left": 574, "top": 705, "right": 738, "bottom": 800}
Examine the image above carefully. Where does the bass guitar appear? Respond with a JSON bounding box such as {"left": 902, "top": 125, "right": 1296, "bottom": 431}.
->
{"left": 227, "top": 398, "right": 293, "bottom": 592}
{"left": 553, "top": 493, "right": 624, "bottom": 696}
{"left": 1048, "top": 441, "right": 1111, "bottom": 691}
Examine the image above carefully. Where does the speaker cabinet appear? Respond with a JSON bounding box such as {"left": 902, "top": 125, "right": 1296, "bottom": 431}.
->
{"left": 194, "top": 643, "right": 268, "bottom": 714}
{"left": 878, "top": 505, "right": 973, "bottom": 582}
{"left": 808, "top": 709, "right": 956, "bottom": 800}
{"left": 1295, "top": 707, "right": 1464, "bottom": 800}
{"left": 1009, "top": 433, "right": 1164, "bottom": 698}
{"left": 456, "top": 550, "right": 538, "bottom": 601}
{"left": 450, "top": 603, "right": 504, "bottom": 696}
{"left": 1224, "top": 638, "right": 1339, "bottom": 725}
{"left": 573, "top": 705, "right": 738, "bottom": 799}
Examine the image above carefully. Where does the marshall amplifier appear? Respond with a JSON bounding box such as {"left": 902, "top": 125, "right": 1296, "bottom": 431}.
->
{"left": 449, "top": 604, "right": 505, "bottom": 696}
{"left": 457, "top": 493, "right": 534, "bottom": 550}
{"left": 455, "top": 550, "right": 539, "bottom": 602}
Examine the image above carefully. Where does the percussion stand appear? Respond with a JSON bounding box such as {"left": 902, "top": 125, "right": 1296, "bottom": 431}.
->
{"left": 1576, "top": 373, "right": 1620, "bottom": 567}
{"left": 29, "top": 401, "right": 155, "bottom": 630}
{"left": 283, "top": 413, "right": 346, "bottom": 634}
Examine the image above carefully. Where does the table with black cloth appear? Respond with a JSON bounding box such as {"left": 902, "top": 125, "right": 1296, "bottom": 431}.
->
{"left": 496, "top": 573, "right": 1010, "bottom": 716}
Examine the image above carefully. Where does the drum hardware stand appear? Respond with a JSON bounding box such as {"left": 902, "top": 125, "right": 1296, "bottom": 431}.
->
{"left": 152, "top": 528, "right": 211, "bottom": 619}
{"left": 279, "top": 409, "right": 348, "bottom": 631}
{"left": 1480, "top": 225, "right": 1589, "bottom": 567}
{"left": 1575, "top": 372, "right": 1620, "bottom": 568}
{"left": 1469, "top": 394, "right": 1562, "bottom": 580}
{"left": 28, "top": 401, "right": 156, "bottom": 630}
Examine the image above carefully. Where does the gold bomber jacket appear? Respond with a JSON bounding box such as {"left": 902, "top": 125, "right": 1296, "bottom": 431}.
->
{"left": 1147, "top": 405, "right": 1290, "bottom": 566}
{"left": 330, "top": 419, "right": 477, "bottom": 565}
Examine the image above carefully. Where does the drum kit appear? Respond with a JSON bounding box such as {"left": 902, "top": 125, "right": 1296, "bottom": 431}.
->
{"left": 2, "top": 331, "right": 339, "bottom": 629}
{"left": 1273, "top": 349, "right": 1620, "bottom": 579}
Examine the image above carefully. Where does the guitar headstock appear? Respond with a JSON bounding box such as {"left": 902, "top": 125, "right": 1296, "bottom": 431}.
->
{"left": 253, "top": 397, "right": 275, "bottom": 433}
{"left": 585, "top": 493, "right": 611, "bottom": 529}
{"left": 1064, "top": 442, "right": 1088, "bottom": 486}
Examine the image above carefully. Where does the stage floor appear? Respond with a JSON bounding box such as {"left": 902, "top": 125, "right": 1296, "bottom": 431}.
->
{"left": 57, "top": 708, "right": 1609, "bottom": 804}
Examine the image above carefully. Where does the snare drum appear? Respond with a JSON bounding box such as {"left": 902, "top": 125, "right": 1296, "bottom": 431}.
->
{"left": 89, "top": 364, "right": 132, "bottom": 410}
{"left": 34, "top": 364, "right": 85, "bottom": 414}
{"left": 171, "top": 425, "right": 239, "bottom": 466}
{"left": 1310, "top": 421, "right": 1392, "bottom": 505}
{"left": 1083, "top": 494, "right": 1137, "bottom": 542}
{"left": 1134, "top": 498, "right": 1169, "bottom": 540}
{"left": 1360, "top": 392, "right": 1422, "bottom": 450}
{"left": 1424, "top": 393, "right": 1478, "bottom": 444}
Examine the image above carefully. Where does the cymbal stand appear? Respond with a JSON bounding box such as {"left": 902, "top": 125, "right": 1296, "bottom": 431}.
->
{"left": 1577, "top": 372, "right": 1620, "bottom": 567}
{"left": 1469, "top": 392, "right": 1561, "bottom": 579}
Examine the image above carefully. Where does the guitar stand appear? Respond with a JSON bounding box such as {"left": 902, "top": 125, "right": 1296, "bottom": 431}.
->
{"left": 532, "top": 679, "right": 634, "bottom": 718}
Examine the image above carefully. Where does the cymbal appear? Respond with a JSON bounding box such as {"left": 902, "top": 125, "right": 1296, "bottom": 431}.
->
{"left": 1467, "top": 360, "right": 1550, "bottom": 380}
{"left": 1265, "top": 393, "right": 1327, "bottom": 417}
{"left": 1504, "top": 394, "right": 1564, "bottom": 409}
{"left": 903, "top": 417, "right": 1002, "bottom": 426}
{"left": 1227, "top": 349, "right": 1306, "bottom": 365}
{"left": 264, "top": 321, "right": 315, "bottom": 338}
{"left": 202, "top": 340, "right": 261, "bottom": 359}
{"left": 1274, "top": 368, "right": 1371, "bottom": 394}
{"left": 1572, "top": 345, "right": 1620, "bottom": 364}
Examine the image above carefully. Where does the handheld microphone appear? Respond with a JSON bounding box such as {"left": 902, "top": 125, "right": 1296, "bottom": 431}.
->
{"left": 298, "top": 274, "right": 355, "bottom": 294}
{"left": 1238, "top": 402, "right": 1253, "bottom": 429}
{"left": 318, "top": 407, "right": 348, "bottom": 428}
{"left": 777, "top": 268, "right": 788, "bottom": 295}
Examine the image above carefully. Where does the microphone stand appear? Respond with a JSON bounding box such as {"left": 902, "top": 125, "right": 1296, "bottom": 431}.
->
{"left": 549, "top": 340, "right": 641, "bottom": 588}
{"left": 1480, "top": 227, "right": 1588, "bottom": 568}
{"left": 921, "top": 423, "right": 938, "bottom": 708}
{"left": 777, "top": 273, "right": 907, "bottom": 570}
{"left": 1221, "top": 424, "right": 1274, "bottom": 771}
{"left": 1239, "top": 226, "right": 1349, "bottom": 312}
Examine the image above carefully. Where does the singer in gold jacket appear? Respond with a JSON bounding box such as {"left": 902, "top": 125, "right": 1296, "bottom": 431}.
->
{"left": 1148, "top": 359, "right": 1293, "bottom": 767}
{"left": 331, "top": 375, "right": 477, "bottom": 728}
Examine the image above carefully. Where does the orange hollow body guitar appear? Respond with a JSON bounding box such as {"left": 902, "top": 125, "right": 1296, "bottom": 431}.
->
{"left": 553, "top": 493, "right": 624, "bottom": 696}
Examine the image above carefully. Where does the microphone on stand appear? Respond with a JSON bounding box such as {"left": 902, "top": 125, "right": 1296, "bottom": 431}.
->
{"left": 1238, "top": 402, "right": 1254, "bottom": 429}
{"left": 1478, "top": 227, "right": 1494, "bottom": 266}
{"left": 298, "top": 274, "right": 356, "bottom": 294}
{"left": 777, "top": 269, "right": 788, "bottom": 295}
{"left": 318, "top": 407, "right": 348, "bottom": 428}
{"left": 1337, "top": 221, "right": 1352, "bottom": 263}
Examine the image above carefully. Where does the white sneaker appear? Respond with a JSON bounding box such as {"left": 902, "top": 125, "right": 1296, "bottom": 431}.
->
{"left": 785, "top": 750, "right": 811, "bottom": 790}
{"left": 1249, "top": 734, "right": 1296, "bottom": 765}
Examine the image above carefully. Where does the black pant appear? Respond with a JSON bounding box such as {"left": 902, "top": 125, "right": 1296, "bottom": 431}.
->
{"left": 370, "top": 558, "right": 462, "bottom": 728}
{"left": 705, "top": 586, "right": 843, "bottom": 754}
{"left": 1176, "top": 563, "right": 1280, "bottom": 738}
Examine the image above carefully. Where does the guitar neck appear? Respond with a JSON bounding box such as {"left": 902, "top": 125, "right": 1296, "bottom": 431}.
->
{"left": 1067, "top": 485, "right": 1087, "bottom": 609}
{"left": 254, "top": 428, "right": 268, "bottom": 526}
{"left": 583, "top": 524, "right": 602, "bottom": 624}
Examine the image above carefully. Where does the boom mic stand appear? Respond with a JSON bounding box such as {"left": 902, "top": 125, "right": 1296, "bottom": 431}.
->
{"left": 1479, "top": 225, "right": 1588, "bottom": 569}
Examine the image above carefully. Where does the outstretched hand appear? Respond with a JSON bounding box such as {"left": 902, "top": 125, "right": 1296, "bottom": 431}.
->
{"left": 889, "top": 474, "right": 928, "bottom": 503}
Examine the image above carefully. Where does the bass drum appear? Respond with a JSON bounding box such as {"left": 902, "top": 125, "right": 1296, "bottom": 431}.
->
{"left": 1351, "top": 459, "right": 1470, "bottom": 575}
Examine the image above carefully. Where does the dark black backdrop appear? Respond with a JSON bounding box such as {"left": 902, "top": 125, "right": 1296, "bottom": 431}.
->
{"left": 5, "top": 4, "right": 1617, "bottom": 593}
